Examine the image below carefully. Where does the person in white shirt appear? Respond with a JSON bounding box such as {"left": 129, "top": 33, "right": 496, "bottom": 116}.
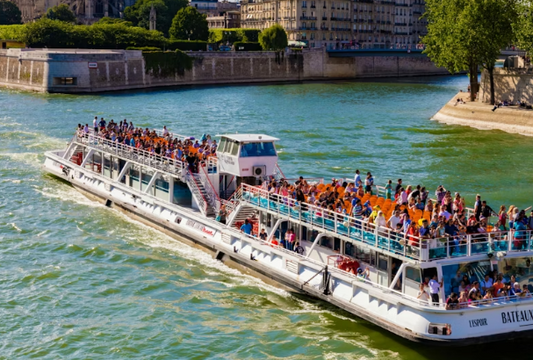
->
{"left": 387, "top": 210, "right": 401, "bottom": 230}
{"left": 428, "top": 275, "right": 443, "bottom": 305}
{"left": 417, "top": 283, "right": 430, "bottom": 303}
{"left": 93, "top": 116, "right": 98, "bottom": 133}
{"left": 354, "top": 169, "right": 362, "bottom": 188}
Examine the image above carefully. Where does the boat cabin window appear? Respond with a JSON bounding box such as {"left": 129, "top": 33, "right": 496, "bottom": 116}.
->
{"left": 218, "top": 137, "right": 227, "bottom": 152}
{"left": 405, "top": 266, "right": 421, "bottom": 282}
{"left": 442, "top": 261, "right": 493, "bottom": 297}
{"left": 229, "top": 141, "right": 240, "bottom": 156}
{"left": 320, "top": 236, "right": 332, "bottom": 249}
{"left": 240, "top": 142, "right": 276, "bottom": 157}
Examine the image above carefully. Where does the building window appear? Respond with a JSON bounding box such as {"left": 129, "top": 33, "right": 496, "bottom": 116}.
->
{"left": 53, "top": 77, "right": 77, "bottom": 86}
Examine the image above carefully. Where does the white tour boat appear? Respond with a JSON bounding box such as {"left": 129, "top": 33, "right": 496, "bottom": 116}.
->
{"left": 43, "top": 128, "right": 533, "bottom": 345}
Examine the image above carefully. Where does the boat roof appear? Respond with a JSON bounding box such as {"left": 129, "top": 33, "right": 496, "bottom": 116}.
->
{"left": 218, "top": 134, "right": 279, "bottom": 143}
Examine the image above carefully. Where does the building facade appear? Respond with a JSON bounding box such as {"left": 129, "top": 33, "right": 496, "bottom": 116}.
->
{"left": 190, "top": 0, "right": 239, "bottom": 15}
{"left": 14, "top": 0, "right": 125, "bottom": 23}
{"left": 241, "top": 0, "right": 426, "bottom": 49}
{"left": 207, "top": 10, "right": 241, "bottom": 29}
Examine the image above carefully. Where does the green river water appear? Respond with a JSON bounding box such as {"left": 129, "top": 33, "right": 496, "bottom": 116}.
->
{"left": 1, "top": 76, "right": 532, "bottom": 359}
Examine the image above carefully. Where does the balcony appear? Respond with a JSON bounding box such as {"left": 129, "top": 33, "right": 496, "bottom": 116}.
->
{"left": 321, "top": 26, "right": 328, "bottom": 30}
{"left": 322, "top": 16, "right": 328, "bottom": 20}
{"left": 300, "top": 16, "right": 318, "bottom": 20}
{"left": 311, "top": 4, "right": 316, "bottom": 7}
{"left": 394, "top": 22, "right": 407, "bottom": 26}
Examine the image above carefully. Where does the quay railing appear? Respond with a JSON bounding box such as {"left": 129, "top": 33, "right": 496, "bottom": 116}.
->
{"left": 75, "top": 133, "right": 186, "bottom": 178}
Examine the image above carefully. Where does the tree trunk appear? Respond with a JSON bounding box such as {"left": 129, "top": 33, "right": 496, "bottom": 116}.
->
{"left": 489, "top": 66, "right": 495, "bottom": 105}
{"left": 469, "top": 62, "right": 479, "bottom": 101}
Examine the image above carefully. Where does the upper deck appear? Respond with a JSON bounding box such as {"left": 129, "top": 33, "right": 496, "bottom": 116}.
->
{"left": 235, "top": 183, "right": 533, "bottom": 264}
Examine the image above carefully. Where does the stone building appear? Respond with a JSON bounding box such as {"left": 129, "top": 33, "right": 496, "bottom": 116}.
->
{"left": 14, "top": 0, "right": 125, "bottom": 24}
{"left": 207, "top": 10, "right": 241, "bottom": 29}
{"left": 240, "top": 0, "right": 426, "bottom": 49}
{"left": 190, "top": 0, "right": 239, "bottom": 15}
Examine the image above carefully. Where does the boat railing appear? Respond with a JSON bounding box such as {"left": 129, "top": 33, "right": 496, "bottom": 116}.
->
{"left": 186, "top": 169, "right": 209, "bottom": 216}
{"left": 198, "top": 162, "right": 221, "bottom": 213}
{"left": 239, "top": 183, "right": 426, "bottom": 261}
{"left": 238, "top": 183, "right": 533, "bottom": 262}
{"left": 274, "top": 163, "right": 286, "bottom": 182}
{"left": 75, "top": 133, "right": 186, "bottom": 177}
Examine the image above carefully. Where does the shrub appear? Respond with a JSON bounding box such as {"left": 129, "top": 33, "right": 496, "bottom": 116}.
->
{"left": 208, "top": 28, "right": 261, "bottom": 44}
{"left": 126, "top": 46, "right": 161, "bottom": 51}
{"left": 0, "top": 24, "right": 25, "bottom": 41}
{"left": 21, "top": 19, "right": 167, "bottom": 49}
{"left": 233, "top": 42, "right": 262, "bottom": 51}
{"left": 166, "top": 39, "right": 207, "bottom": 51}
{"left": 142, "top": 49, "right": 193, "bottom": 77}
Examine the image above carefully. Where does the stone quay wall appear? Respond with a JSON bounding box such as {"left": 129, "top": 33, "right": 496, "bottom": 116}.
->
{"left": 479, "top": 68, "right": 533, "bottom": 104}
{"left": 0, "top": 48, "right": 450, "bottom": 93}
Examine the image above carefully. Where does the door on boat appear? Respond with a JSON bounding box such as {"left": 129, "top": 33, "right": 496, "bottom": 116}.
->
{"left": 390, "top": 258, "right": 402, "bottom": 291}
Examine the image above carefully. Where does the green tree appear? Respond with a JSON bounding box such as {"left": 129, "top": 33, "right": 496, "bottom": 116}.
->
{"left": 460, "top": 0, "right": 516, "bottom": 105}
{"left": 45, "top": 4, "right": 76, "bottom": 23}
{"left": 169, "top": 7, "right": 208, "bottom": 41}
{"left": 0, "top": 0, "right": 22, "bottom": 25}
{"left": 124, "top": 0, "right": 188, "bottom": 36}
{"left": 513, "top": 1, "right": 533, "bottom": 53}
{"left": 423, "top": 0, "right": 516, "bottom": 103}
{"left": 259, "top": 24, "right": 288, "bottom": 51}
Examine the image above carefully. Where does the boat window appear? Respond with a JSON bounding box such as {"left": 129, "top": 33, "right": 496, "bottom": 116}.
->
{"left": 230, "top": 142, "right": 240, "bottom": 156}
{"left": 218, "top": 137, "right": 227, "bottom": 153}
{"left": 320, "top": 236, "right": 332, "bottom": 249}
{"left": 344, "top": 242, "right": 354, "bottom": 257}
{"left": 405, "top": 266, "right": 421, "bottom": 282}
{"left": 378, "top": 255, "right": 388, "bottom": 271}
{"left": 240, "top": 142, "right": 277, "bottom": 157}
{"left": 333, "top": 238, "right": 341, "bottom": 252}
{"left": 442, "top": 261, "right": 492, "bottom": 296}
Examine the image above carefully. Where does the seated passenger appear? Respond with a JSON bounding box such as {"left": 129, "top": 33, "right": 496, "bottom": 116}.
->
{"left": 417, "top": 283, "right": 430, "bottom": 303}
{"left": 445, "top": 292, "right": 459, "bottom": 310}
{"left": 356, "top": 267, "right": 370, "bottom": 281}
{"left": 458, "top": 291, "right": 469, "bottom": 308}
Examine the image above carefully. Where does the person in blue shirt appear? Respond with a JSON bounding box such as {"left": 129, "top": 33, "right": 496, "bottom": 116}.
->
{"left": 354, "top": 169, "right": 362, "bottom": 188}
{"left": 240, "top": 219, "right": 253, "bottom": 235}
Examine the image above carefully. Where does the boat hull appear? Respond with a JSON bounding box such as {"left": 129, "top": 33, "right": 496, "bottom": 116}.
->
{"left": 42, "top": 150, "right": 533, "bottom": 346}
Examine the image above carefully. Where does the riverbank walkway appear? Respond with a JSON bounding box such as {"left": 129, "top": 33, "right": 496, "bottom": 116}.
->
{"left": 432, "top": 92, "right": 533, "bottom": 136}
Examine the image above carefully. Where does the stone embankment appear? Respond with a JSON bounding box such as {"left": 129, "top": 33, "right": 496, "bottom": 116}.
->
{"left": 432, "top": 92, "right": 533, "bottom": 136}
{"left": 0, "top": 48, "right": 451, "bottom": 93}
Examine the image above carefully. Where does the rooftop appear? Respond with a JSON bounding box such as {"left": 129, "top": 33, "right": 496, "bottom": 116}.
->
{"left": 218, "top": 134, "right": 279, "bottom": 142}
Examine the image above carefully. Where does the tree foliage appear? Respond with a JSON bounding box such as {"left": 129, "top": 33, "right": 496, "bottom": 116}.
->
{"left": 514, "top": 0, "right": 533, "bottom": 54}
{"left": 0, "top": 0, "right": 22, "bottom": 25}
{"left": 259, "top": 24, "right": 288, "bottom": 51}
{"left": 208, "top": 28, "right": 261, "bottom": 44}
{"left": 124, "top": 0, "right": 188, "bottom": 36}
{"left": 44, "top": 4, "right": 77, "bottom": 23}
{"left": 94, "top": 17, "right": 133, "bottom": 26}
{"left": 169, "top": 7, "right": 208, "bottom": 41}
{"left": 423, "top": 0, "right": 516, "bottom": 103}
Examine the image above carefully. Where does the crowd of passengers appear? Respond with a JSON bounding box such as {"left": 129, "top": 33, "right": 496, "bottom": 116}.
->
{"left": 429, "top": 269, "right": 533, "bottom": 310}
{"left": 77, "top": 119, "right": 217, "bottom": 173}
{"left": 255, "top": 170, "right": 533, "bottom": 249}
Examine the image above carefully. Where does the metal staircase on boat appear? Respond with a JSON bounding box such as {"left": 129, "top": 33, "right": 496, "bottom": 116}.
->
{"left": 227, "top": 203, "right": 257, "bottom": 226}
{"left": 186, "top": 171, "right": 217, "bottom": 218}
